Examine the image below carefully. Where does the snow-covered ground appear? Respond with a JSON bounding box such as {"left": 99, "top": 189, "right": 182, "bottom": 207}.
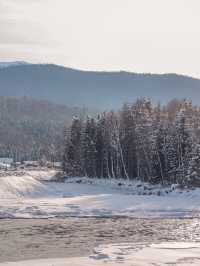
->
{"left": 1, "top": 242, "right": 200, "bottom": 266}
{"left": 1, "top": 171, "right": 200, "bottom": 265}
{"left": 0, "top": 171, "right": 200, "bottom": 218}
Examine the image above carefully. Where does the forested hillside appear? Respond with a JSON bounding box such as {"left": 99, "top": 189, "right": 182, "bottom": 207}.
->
{"left": 1, "top": 64, "right": 200, "bottom": 108}
{"left": 0, "top": 97, "right": 89, "bottom": 161}
{"left": 63, "top": 99, "right": 200, "bottom": 186}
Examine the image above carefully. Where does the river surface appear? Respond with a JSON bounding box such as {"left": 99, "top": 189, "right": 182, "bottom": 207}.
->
{"left": 0, "top": 217, "right": 200, "bottom": 263}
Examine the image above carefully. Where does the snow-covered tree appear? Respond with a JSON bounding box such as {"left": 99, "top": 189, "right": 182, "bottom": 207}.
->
{"left": 63, "top": 117, "right": 82, "bottom": 176}
{"left": 63, "top": 98, "right": 200, "bottom": 187}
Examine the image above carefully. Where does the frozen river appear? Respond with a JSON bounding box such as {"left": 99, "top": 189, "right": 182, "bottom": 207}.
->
{"left": 1, "top": 171, "right": 200, "bottom": 265}
{"left": 0, "top": 217, "right": 200, "bottom": 263}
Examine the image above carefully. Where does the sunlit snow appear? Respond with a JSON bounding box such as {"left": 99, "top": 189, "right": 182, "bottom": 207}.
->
{"left": 0, "top": 170, "right": 200, "bottom": 219}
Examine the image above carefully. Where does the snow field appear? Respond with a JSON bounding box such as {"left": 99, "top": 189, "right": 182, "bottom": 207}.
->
{"left": 0, "top": 171, "right": 200, "bottom": 218}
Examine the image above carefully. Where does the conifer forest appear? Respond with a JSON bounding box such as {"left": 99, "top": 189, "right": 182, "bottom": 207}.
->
{"left": 63, "top": 98, "right": 200, "bottom": 186}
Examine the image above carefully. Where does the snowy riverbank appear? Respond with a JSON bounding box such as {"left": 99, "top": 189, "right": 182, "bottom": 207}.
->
{"left": 0, "top": 170, "right": 200, "bottom": 218}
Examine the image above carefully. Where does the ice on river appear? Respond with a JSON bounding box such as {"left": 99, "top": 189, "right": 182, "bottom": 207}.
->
{"left": 1, "top": 242, "right": 200, "bottom": 266}
{"left": 0, "top": 170, "right": 200, "bottom": 218}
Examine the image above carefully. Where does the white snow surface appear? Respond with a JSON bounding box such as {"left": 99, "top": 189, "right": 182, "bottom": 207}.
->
{"left": 0, "top": 171, "right": 200, "bottom": 218}
{"left": 1, "top": 242, "right": 200, "bottom": 265}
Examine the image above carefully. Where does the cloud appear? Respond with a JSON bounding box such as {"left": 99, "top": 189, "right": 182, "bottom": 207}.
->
{"left": 0, "top": 0, "right": 200, "bottom": 77}
{"left": 0, "top": 0, "right": 56, "bottom": 47}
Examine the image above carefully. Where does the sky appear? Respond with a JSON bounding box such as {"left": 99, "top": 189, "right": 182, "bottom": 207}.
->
{"left": 1, "top": 0, "right": 200, "bottom": 77}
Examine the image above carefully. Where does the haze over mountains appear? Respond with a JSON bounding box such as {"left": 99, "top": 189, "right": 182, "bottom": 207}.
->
{"left": 0, "top": 96, "right": 89, "bottom": 161}
{"left": 0, "top": 62, "right": 200, "bottom": 109}
{"left": 0, "top": 61, "right": 30, "bottom": 68}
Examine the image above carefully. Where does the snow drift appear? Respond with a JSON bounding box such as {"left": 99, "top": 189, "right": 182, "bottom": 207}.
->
{"left": 0, "top": 175, "right": 50, "bottom": 199}
{"left": 0, "top": 170, "right": 57, "bottom": 198}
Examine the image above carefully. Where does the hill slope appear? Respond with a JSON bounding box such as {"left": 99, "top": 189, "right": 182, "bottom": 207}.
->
{"left": 0, "top": 64, "right": 200, "bottom": 108}
{"left": 0, "top": 97, "right": 88, "bottom": 161}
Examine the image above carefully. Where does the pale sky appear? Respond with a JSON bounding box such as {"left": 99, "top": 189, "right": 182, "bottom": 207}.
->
{"left": 1, "top": 0, "right": 200, "bottom": 77}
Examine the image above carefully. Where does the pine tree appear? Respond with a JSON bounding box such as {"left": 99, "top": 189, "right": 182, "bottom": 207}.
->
{"left": 63, "top": 117, "right": 82, "bottom": 176}
{"left": 62, "top": 98, "right": 200, "bottom": 187}
{"left": 81, "top": 117, "right": 97, "bottom": 177}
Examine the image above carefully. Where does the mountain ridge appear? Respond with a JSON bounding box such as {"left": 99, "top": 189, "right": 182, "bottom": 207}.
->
{"left": 0, "top": 61, "right": 30, "bottom": 68}
{"left": 1, "top": 61, "right": 199, "bottom": 79}
{"left": 1, "top": 63, "right": 200, "bottom": 108}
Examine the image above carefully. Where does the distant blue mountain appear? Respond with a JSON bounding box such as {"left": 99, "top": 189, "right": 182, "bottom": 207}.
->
{"left": 0, "top": 61, "right": 30, "bottom": 68}
{"left": 0, "top": 63, "right": 200, "bottom": 108}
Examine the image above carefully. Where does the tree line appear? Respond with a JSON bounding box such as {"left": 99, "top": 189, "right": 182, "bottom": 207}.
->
{"left": 63, "top": 98, "right": 200, "bottom": 186}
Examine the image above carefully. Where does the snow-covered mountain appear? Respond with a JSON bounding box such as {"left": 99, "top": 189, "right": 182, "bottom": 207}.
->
{"left": 0, "top": 61, "right": 30, "bottom": 68}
